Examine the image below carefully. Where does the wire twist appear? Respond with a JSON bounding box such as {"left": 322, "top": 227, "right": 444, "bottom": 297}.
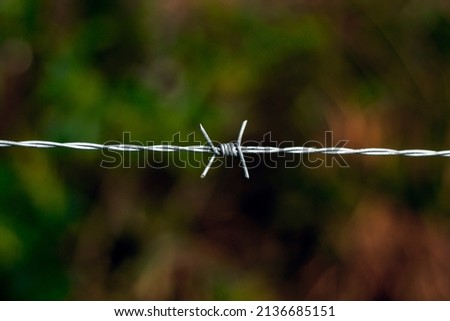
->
{"left": 2, "top": 120, "right": 450, "bottom": 178}
{"left": 199, "top": 120, "right": 249, "bottom": 178}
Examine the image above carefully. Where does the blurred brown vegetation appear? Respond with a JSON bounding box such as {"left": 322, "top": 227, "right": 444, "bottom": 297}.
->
{"left": 1, "top": 0, "right": 450, "bottom": 300}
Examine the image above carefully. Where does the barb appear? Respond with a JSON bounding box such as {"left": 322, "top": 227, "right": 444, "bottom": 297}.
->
{"left": 1, "top": 121, "right": 450, "bottom": 178}
{"left": 200, "top": 120, "right": 249, "bottom": 178}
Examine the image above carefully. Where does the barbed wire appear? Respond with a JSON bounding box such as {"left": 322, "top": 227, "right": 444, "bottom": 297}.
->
{"left": 1, "top": 120, "right": 449, "bottom": 178}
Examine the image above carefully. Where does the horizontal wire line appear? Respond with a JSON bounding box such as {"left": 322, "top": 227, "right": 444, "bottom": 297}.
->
{"left": 1, "top": 140, "right": 450, "bottom": 157}
{"left": 4, "top": 119, "right": 450, "bottom": 179}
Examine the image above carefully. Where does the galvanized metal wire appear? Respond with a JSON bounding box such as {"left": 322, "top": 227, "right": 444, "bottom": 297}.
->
{"left": 1, "top": 120, "right": 449, "bottom": 178}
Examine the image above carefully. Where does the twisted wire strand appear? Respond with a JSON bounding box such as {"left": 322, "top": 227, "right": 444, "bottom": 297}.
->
{"left": 240, "top": 146, "right": 450, "bottom": 157}
{"left": 1, "top": 140, "right": 449, "bottom": 157}
{"left": 2, "top": 120, "right": 450, "bottom": 178}
{"left": 0, "top": 140, "right": 210, "bottom": 152}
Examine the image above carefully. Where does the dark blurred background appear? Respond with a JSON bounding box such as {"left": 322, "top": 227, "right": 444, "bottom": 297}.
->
{"left": 1, "top": 0, "right": 450, "bottom": 300}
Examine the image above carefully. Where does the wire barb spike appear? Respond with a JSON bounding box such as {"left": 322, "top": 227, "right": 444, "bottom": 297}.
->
{"left": 199, "top": 120, "right": 250, "bottom": 179}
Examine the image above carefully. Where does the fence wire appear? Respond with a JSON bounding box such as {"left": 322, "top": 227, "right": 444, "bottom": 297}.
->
{"left": 1, "top": 121, "right": 449, "bottom": 178}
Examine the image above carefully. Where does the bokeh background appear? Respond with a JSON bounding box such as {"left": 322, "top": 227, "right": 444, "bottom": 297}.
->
{"left": 1, "top": 0, "right": 450, "bottom": 300}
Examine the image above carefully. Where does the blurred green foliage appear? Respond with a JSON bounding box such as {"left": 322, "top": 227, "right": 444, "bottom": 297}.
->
{"left": 1, "top": 0, "right": 450, "bottom": 300}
